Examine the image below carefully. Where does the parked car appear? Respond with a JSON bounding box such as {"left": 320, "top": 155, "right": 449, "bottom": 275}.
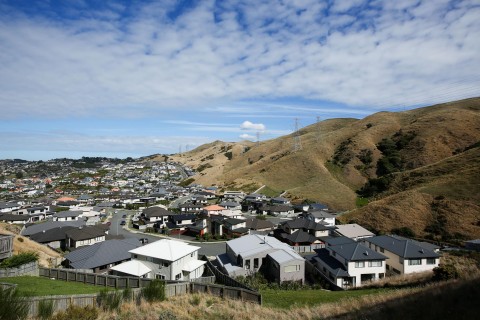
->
{"left": 120, "top": 220, "right": 126, "bottom": 225}
{"left": 122, "top": 214, "right": 127, "bottom": 218}
{"left": 139, "top": 238, "right": 149, "bottom": 245}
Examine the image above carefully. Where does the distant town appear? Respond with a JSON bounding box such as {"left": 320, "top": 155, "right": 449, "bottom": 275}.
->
{"left": 0, "top": 156, "right": 456, "bottom": 291}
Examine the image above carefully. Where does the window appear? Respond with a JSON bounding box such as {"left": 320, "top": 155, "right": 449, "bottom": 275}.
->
{"left": 254, "top": 258, "right": 259, "bottom": 269}
{"left": 409, "top": 259, "right": 422, "bottom": 266}
{"left": 245, "top": 259, "right": 250, "bottom": 270}
{"left": 355, "top": 261, "right": 365, "bottom": 268}
{"left": 427, "top": 258, "right": 436, "bottom": 265}
{"left": 399, "top": 257, "right": 404, "bottom": 265}
{"left": 379, "top": 247, "right": 384, "bottom": 253}
{"left": 155, "top": 274, "right": 165, "bottom": 280}
{"left": 368, "top": 261, "right": 382, "bottom": 267}
{"left": 175, "top": 273, "right": 181, "bottom": 280}
{"left": 284, "top": 265, "right": 300, "bottom": 273}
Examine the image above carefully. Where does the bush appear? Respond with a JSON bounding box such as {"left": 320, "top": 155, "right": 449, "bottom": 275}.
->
{"left": 433, "top": 264, "right": 459, "bottom": 281}
{"left": 391, "top": 226, "right": 416, "bottom": 238}
{"left": 158, "top": 310, "right": 178, "bottom": 320}
{"left": 0, "top": 286, "right": 29, "bottom": 320}
{"left": 52, "top": 305, "right": 98, "bottom": 320}
{"left": 37, "top": 299, "right": 55, "bottom": 320}
{"left": 97, "top": 289, "right": 123, "bottom": 311}
{"left": 142, "top": 280, "right": 166, "bottom": 303}
{"left": 0, "top": 252, "right": 39, "bottom": 269}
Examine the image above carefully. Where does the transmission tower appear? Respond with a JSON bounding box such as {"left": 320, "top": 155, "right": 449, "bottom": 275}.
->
{"left": 293, "top": 118, "right": 302, "bottom": 152}
{"left": 316, "top": 116, "right": 321, "bottom": 142}
{"left": 256, "top": 131, "right": 260, "bottom": 146}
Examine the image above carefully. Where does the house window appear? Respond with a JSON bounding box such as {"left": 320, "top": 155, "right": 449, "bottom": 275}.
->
{"left": 355, "top": 261, "right": 365, "bottom": 268}
{"left": 175, "top": 273, "right": 181, "bottom": 280}
{"left": 408, "top": 259, "right": 422, "bottom": 266}
{"left": 254, "top": 258, "right": 259, "bottom": 269}
{"left": 284, "top": 265, "right": 300, "bottom": 273}
{"left": 379, "top": 248, "right": 384, "bottom": 253}
{"left": 368, "top": 261, "right": 382, "bottom": 267}
{"left": 155, "top": 274, "right": 165, "bottom": 280}
{"left": 427, "top": 258, "right": 436, "bottom": 265}
{"left": 399, "top": 258, "right": 404, "bottom": 265}
{"left": 245, "top": 259, "right": 250, "bottom": 270}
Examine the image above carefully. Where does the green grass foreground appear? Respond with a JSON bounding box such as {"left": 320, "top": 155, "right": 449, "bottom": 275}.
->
{"left": 261, "top": 287, "right": 390, "bottom": 308}
{"left": 0, "top": 276, "right": 111, "bottom": 296}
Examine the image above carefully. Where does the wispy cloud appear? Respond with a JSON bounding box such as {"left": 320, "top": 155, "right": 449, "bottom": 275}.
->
{"left": 240, "top": 121, "right": 266, "bottom": 131}
{"left": 0, "top": 0, "right": 478, "bottom": 120}
{"left": 239, "top": 133, "right": 256, "bottom": 141}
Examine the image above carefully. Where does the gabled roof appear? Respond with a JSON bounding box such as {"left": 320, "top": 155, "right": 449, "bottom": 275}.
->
{"left": 110, "top": 259, "right": 154, "bottom": 276}
{"left": 142, "top": 206, "right": 172, "bottom": 217}
{"left": 313, "top": 249, "right": 349, "bottom": 277}
{"left": 65, "top": 238, "right": 140, "bottom": 269}
{"left": 53, "top": 210, "right": 82, "bottom": 218}
{"left": 224, "top": 218, "right": 245, "bottom": 226}
{"left": 203, "top": 205, "right": 225, "bottom": 211}
{"left": 244, "top": 218, "right": 274, "bottom": 230}
{"left": 323, "top": 236, "right": 356, "bottom": 246}
{"left": 366, "top": 235, "right": 440, "bottom": 259}
{"left": 329, "top": 242, "right": 387, "bottom": 261}
{"left": 227, "top": 235, "right": 303, "bottom": 261}
{"left": 282, "top": 218, "right": 333, "bottom": 231}
{"left": 171, "top": 214, "right": 196, "bottom": 222}
{"left": 22, "top": 220, "right": 86, "bottom": 236}
{"left": 66, "top": 226, "right": 106, "bottom": 241}
{"left": 30, "top": 226, "right": 76, "bottom": 243}
{"left": 129, "top": 239, "right": 200, "bottom": 261}
{"left": 308, "top": 210, "right": 335, "bottom": 219}
{"left": 335, "top": 224, "right": 374, "bottom": 239}
{"left": 280, "top": 229, "right": 317, "bottom": 244}
{"left": 268, "top": 249, "right": 303, "bottom": 265}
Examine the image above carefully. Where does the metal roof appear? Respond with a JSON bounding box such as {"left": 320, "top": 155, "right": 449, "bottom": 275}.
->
{"left": 129, "top": 239, "right": 200, "bottom": 261}
{"left": 366, "top": 235, "right": 440, "bottom": 259}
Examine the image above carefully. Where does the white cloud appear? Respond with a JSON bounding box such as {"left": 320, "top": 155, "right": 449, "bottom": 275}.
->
{"left": 240, "top": 121, "right": 266, "bottom": 131}
{"left": 239, "top": 133, "right": 256, "bottom": 141}
{"left": 0, "top": 0, "right": 478, "bottom": 120}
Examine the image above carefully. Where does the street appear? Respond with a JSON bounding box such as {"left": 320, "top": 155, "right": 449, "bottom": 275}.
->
{"left": 108, "top": 209, "right": 226, "bottom": 257}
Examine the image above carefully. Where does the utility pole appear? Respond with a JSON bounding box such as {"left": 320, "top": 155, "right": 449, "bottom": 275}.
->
{"left": 293, "top": 118, "right": 302, "bottom": 152}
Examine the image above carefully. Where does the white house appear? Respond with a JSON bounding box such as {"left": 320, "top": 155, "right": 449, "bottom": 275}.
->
{"left": 110, "top": 239, "right": 206, "bottom": 281}
{"left": 363, "top": 235, "right": 440, "bottom": 275}
{"left": 312, "top": 237, "right": 387, "bottom": 289}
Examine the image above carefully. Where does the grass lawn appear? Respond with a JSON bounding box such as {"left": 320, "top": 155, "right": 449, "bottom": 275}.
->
{"left": 0, "top": 276, "right": 112, "bottom": 296}
{"left": 261, "top": 288, "right": 391, "bottom": 309}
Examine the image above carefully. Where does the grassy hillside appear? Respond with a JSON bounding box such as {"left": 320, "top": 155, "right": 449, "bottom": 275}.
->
{"left": 167, "top": 97, "right": 480, "bottom": 238}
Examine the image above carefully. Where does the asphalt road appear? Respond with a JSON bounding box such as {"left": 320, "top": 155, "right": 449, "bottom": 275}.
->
{"left": 108, "top": 209, "right": 226, "bottom": 257}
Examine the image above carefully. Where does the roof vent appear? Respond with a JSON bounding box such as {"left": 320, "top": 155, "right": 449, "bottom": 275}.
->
{"left": 420, "top": 249, "right": 424, "bottom": 254}
{"left": 365, "top": 251, "right": 369, "bottom": 256}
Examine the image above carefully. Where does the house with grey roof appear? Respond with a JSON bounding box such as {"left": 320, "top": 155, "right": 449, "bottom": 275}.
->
{"left": 216, "top": 235, "right": 305, "bottom": 284}
{"left": 140, "top": 206, "right": 172, "bottom": 228}
{"left": 22, "top": 220, "right": 86, "bottom": 236}
{"left": 53, "top": 210, "right": 82, "bottom": 222}
{"left": 312, "top": 236, "right": 387, "bottom": 289}
{"left": 65, "top": 225, "right": 107, "bottom": 249}
{"left": 363, "top": 235, "right": 440, "bottom": 275}
{"left": 244, "top": 218, "right": 274, "bottom": 235}
{"left": 275, "top": 218, "right": 336, "bottom": 246}
{"left": 302, "top": 210, "right": 336, "bottom": 226}
{"left": 29, "top": 226, "right": 76, "bottom": 250}
{"left": 64, "top": 238, "right": 141, "bottom": 273}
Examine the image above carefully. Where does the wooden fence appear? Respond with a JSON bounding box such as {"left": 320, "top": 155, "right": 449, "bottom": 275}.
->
{"left": 205, "top": 260, "right": 256, "bottom": 291}
{"left": 0, "top": 261, "right": 39, "bottom": 278}
{"left": 24, "top": 279, "right": 261, "bottom": 317}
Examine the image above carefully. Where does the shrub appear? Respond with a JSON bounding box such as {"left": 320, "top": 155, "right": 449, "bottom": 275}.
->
{"left": 141, "top": 280, "right": 166, "bottom": 303}
{"left": 391, "top": 226, "right": 416, "bottom": 238}
{"left": 158, "top": 310, "right": 178, "bottom": 320}
{"left": 51, "top": 305, "right": 98, "bottom": 320}
{"left": 190, "top": 294, "right": 201, "bottom": 306}
{"left": 433, "top": 264, "right": 459, "bottom": 281}
{"left": 0, "top": 252, "right": 39, "bottom": 269}
{"left": 37, "top": 299, "right": 55, "bottom": 320}
{"left": 0, "top": 286, "right": 29, "bottom": 320}
{"left": 97, "top": 289, "right": 123, "bottom": 311}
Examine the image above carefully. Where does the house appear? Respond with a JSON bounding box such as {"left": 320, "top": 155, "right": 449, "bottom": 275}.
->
{"left": 216, "top": 235, "right": 305, "bottom": 284}
{"left": 165, "top": 214, "right": 197, "bottom": 234}
{"left": 110, "top": 239, "right": 206, "bottom": 281}
{"left": 29, "top": 226, "right": 76, "bottom": 250}
{"left": 178, "top": 203, "right": 204, "bottom": 214}
{"left": 141, "top": 206, "right": 172, "bottom": 228}
{"left": 52, "top": 210, "right": 82, "bottom": 222}
{"left": 244, "top": 193, "right": 267, "bottom": 202}
{"left": 64, "top": 238, "right": 141, "bottom": 273}
{"left": 271, "top": 197, "right": 290, "bottom": 205}
{"left": 202, "top": 205, "right": 226, "bottom": 217}
{"left": 21, "top": 220, "right": 86, "bottom": 236}
{"left": 363, "top": 235, "right": 440, "bottom": 275}
{"left": 262, "top": 205, "right": 296, "bottom": 217}
{"left": 65, "top": 225, "right": 107, "bottom": 249}
{"left": 0, "top": 213, "right": 34, "bottom": 225}
{"left": 0, "top": 233, "right": 14, "bottom": 261}
{"left": 335, "top": 224, "right": 374, "bottom": 240}
{"left": 312, "top": 236, "right": 387, "bottom": 289}
{"left": 218, "top": 201, "right": 242, "bottom": 211}
{"left": 222, "top": 218, "right": 249, "bottom": 236}
{"left": 244, "top": 218, "right": 274, "bottom": 235}
{"left": 302, "top": 210, "right": 336, "bottom": 226}
{"left": 279, "top": 218, "right": 335, "bottom": 239}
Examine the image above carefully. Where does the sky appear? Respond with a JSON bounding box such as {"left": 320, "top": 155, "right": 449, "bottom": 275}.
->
{"left": 0, "top": 0, "right": 479, "bottom": 161}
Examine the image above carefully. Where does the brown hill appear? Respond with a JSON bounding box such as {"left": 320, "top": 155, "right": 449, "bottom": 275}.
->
{"left": 166, "top": 97, "right": 480, "bottom": 238}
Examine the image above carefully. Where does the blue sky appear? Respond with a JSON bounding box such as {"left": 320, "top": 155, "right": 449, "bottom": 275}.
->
{"left": 0, "top": 0, "right": 479, "bottom": 160}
